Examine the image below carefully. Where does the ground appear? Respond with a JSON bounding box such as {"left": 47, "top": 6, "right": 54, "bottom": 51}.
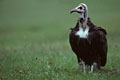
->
{"left": 0, "top": 0, "right": 120, "bottom": 80}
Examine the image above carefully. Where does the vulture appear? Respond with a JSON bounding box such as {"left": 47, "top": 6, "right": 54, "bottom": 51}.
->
{"left": 69, "top": 3, "right": 108, "bottom": 73}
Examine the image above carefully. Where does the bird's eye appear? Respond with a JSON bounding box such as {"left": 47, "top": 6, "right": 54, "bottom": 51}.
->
{"left": 79, "top": 7, "right": 83, "bottom": 10}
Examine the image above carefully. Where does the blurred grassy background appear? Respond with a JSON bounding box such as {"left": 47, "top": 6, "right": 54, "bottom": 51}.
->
{"left": 0, "top": 0, "right": 120, "bottom": 46}
{"left": 0, "top": 0, "right": 120, "bottom": 80}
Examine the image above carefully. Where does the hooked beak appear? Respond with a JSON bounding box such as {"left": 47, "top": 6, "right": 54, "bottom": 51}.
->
{"left": 70, "top": 8, "right": 81, "bottom": 14}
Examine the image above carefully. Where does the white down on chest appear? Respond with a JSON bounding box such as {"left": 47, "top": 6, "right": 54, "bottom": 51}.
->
{"left": 75, "top": 24, "right": 90, "bottom": 38}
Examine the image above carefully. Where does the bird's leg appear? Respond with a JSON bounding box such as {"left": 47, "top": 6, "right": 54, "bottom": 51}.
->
{"left": 78, "top": 58, "right": 82, "bottom": 65}
{"left": 90, "top": 65, "right": 94, "bottom": 73}
{"left": 90, "top": 62, "right": 97, "bottom": 73}
{"left": 79, "top": 60, "right": 86, "bottom": 73}
{"left": 78, "top": 59, "right": 82, "bottom": 70}
{"left": 82, "top": 61, "right": 86, "bottom": 73}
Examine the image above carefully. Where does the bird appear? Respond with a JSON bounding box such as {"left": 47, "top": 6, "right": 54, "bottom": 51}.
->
{"left": 69, "top": 3, "right": 108, "bottom": 73}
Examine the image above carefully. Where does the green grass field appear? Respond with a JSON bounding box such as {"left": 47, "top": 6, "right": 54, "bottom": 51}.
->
{"left": 0, "top": 0, "right": 120, "bottom": 80}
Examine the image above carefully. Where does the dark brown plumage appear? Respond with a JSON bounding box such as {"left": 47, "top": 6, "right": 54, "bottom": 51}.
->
{"left": 69, "top": 18, "right": 107, "bottom": 67}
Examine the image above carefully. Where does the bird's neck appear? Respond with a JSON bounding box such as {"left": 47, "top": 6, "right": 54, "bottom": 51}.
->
{"left": 78, "top": 16, "right": 88, "bottom": 31}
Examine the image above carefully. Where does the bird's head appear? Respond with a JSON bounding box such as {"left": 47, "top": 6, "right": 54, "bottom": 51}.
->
{"left": 70, "top": 3, "right": 88, "bottom": 23}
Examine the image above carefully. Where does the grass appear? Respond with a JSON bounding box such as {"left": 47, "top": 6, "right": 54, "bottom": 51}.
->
{"left": 0, "top": 40, "right": 120, "bottom": 80}
{"left": 0, "top": 0, "right": 120, "bottom": 80}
